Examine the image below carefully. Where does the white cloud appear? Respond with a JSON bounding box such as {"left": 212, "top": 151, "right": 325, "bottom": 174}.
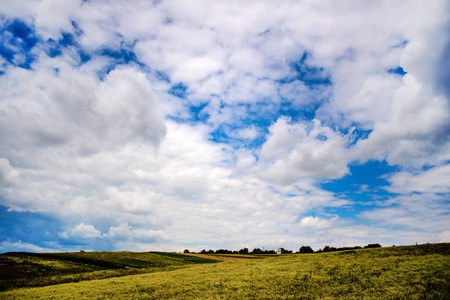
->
{"left": 171, "top": 56, "right": 223, "bottom": 83}
{"left": 0, "top": 1, "right": 38, "bottom": 21}
{"left": 350, "top": 74, "right": 450, "bottom": 166}
{"left": 65, "top": 223, "right": 102, "bottom": 239}
{"left": 299, "top": 216, "right": 338, "bottom": 230}
{"left": 386, "top": 165, "right": 450, "bottom": 194}
{"left": 105, "top": 223, "right": 169, "bottom": 243}
{"left": 0, "top": 63, "right": 166, "bottom": 151}
{"left": 439, "top": 231, "right": 450, "bottom": 243}
{"left": 259, "top": 117, "right": 350, "bottom": 183}
{"left": 231, "top": 126, "right": 259, "bottom": 140}
{"left": 359, "top": 192, "right": 449, "bottom": 237}
{"left": 235, "top": 151, "right": 257, "bottom": 170}
{"left": 49, "top": 67, "right": 167, "bottom": 150}
{"left": 0, "top": 158, "right": 19, "bottom": 187}
{"left": 34, "top": 0, "right": 82, "bottom": 40}
{"left": 0, "top": 240, "right": 56, "bottom": 253}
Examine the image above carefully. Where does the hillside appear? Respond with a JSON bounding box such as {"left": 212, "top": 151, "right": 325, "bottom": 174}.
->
{"left": 1, "top": 243, "right": 449, "bottom": 299}
{"left": 0, "top": 250, "right": 221, "bottom": 291}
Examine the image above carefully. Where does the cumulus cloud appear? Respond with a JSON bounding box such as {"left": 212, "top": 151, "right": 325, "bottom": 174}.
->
{"left": 59, "top": 222, "right": 168, "bottom": 244}
{"left": 59, "top": 223, "right": 101, "bottom": 239}
{"left": 0, "top": 158, "right": 19, "bottom": 187}
{"left": 386, "top": 165, "right": 450, "bottom": 195}
{"left": 234, "top": 126, "right": 259, "bottom": 140}
{"left": 259, "top": 117, "right": 350, "bottom": 183}
{"left": 299, "top": 216, "right": 338, "bottom": 230}
{"left": 0, "top": 65, "right": 166, "bottom": 154}
{"left": 350, "top": 74, "right": 450, "bottom": 166}
{"left": 50, "top": 67, "right": 167, "bottom": 150}
{"left": 0, "top": 240, "right": 56, "bottom": 253}
{"left": 105, "top": 223, "right": 169, "bottom": 243}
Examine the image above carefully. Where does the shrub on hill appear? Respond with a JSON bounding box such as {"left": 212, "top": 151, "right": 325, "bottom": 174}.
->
{"left": 316, "top": 244, "right": 378, "bottom": 253}
{"left": 299, "top": 246, "right": 314, "bottom": 253}
{"left": 364, "top": 243, "right": 382, "bottom": 248}
{"left": 239, "top": 248, "right": 249, "bottom": 254}
{"left": 215, "top": 249, "right": 234, "bottom": 254}
{"left": 251, "top": 248, "right": 276, "bottom": 254}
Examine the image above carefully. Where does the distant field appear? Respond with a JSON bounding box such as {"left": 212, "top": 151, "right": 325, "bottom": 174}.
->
{"left": 184, "top": 253, "right": 264, "bottom": 261}
{"left": 1, "top": 243, "right": 449, "bottom": 299}
{"left": 0, "top": 251, "right": 221, "bottom": 291}
{"left": 148, "top": 252, "right": 223, "bottom": 263}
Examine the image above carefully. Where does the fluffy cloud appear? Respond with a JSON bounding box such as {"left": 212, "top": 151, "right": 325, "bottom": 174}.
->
{"left": 0, "top": 240, "right": 56, "bottom": 253}
{"left": 0, "top": 65, "right": 166, "bottom": 152}
{"left": 0, "top": 158, "right": 19, "bottom": 187}
{"left": 58, "top": 222, "right": 168, "bottom": 251}
{"left": 299, "top": 216, "right": 338, "bottom": 230}
{"left": 105, "top": 223, "right": 169, "bottom": 243}
{"left": 60, "top": 223, "right": 101, "bottom": 239}
{"left": 259, "top": 117, "right": 350, "bottom": 183}
{"left": 386, "top": 165, "right": 450, "bottom": 195}
{"left": 350, "top": 74, "right": 450, "bottom": 166}
{"left": 49, "top": 67, "right": 166, "bottom": 151}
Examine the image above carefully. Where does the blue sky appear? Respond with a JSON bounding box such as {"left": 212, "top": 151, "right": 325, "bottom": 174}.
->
{"left": 0, "top": 0, "right": 449, "bottom": 253}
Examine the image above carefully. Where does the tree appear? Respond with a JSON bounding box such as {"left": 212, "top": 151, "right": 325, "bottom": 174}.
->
{"left": 183, "top": 249, "right": 190, "bottom": 253}
{"left": 251, "top": 248, "right": 263, "bottom": 254}
{"left": 216, "top": 249, "right": 233, "bottom": 254}
{"left": 239, "top": 247, "right": 249, "bottom": 254}
{"left": 299, "top": 246, "right": 314, "bottom": 253}
{"left": 364, "top": 243, "right": 381, "bottom": 249}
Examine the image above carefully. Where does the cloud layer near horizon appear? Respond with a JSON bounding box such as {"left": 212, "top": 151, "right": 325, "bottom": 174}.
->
{"left": 0, "top": 0, "right": 449, "bottom": 252}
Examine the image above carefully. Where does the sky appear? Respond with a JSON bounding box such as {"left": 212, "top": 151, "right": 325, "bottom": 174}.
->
{"left": 0, "top": 0, "right": 449, "bottom": 253}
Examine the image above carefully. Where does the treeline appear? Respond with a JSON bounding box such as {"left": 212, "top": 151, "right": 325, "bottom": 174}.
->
{"left": 315, "top": 243, "right": 382, "bottom": 253}
{"left": 297, "top": 243, "right": 382, "bottom": 253}
{"left": 185, "top": 243, "right": 381, "bottom": 255}
{"left": 193, "top": 248, "right": 277, "bottom": 255}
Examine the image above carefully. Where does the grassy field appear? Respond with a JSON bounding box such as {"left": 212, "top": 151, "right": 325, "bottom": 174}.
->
{"left": 1, "top": 243, "right": 449, "bottom": 299}
{"left": 0, "top": 251, "right": 220, "bottom": 291}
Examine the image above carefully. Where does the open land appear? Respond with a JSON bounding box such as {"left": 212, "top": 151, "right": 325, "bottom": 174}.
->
{"left": 0, "top": 243, "right": 449, "bottom": 299}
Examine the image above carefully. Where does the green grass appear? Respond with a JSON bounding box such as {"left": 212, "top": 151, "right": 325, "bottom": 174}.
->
{"left": 1, "top": 243, "right": 449, "bottom": 299}
{"left": 0, "top": 251, "right": 219, "bottom": 291}
{"left": 207, "top": 254, "right": 264, "bottom": 259}
{"left": 148, "top": 252, "right": 220, "bottom": 263}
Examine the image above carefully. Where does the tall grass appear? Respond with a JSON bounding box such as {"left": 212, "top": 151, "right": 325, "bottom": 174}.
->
{"left": 0, "top": 251, "right": 214, "bottom": 291}
{"left": 2, "top": 243, "right": 449, "bottom": 299}
{"left": 148, "top": 252, "right": 220, "bottom": 263}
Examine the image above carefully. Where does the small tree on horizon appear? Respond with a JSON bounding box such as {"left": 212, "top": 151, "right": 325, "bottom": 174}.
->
{"left": 251, "top": 248, "right": 263, "bottom": 254}
{"left": 299, "top": 246, "right": 314, "bottom": 253}
{"left": 239, "top": 247, "right": 249, "bottom": 254}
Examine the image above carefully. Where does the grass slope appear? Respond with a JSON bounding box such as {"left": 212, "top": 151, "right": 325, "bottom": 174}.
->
{"left": 0, "top": 251, "right": 221, "bottom": 291}
{"left": 1, "top": 243, "right": 449, "bottom": 299}
{"left": 148, "top": 252, "right": 220, "bottom": 263}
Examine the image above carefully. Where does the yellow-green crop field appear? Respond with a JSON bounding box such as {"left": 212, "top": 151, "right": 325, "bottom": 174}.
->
{"left": 1, "top": 243, "right": 449, "bottom": 299}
